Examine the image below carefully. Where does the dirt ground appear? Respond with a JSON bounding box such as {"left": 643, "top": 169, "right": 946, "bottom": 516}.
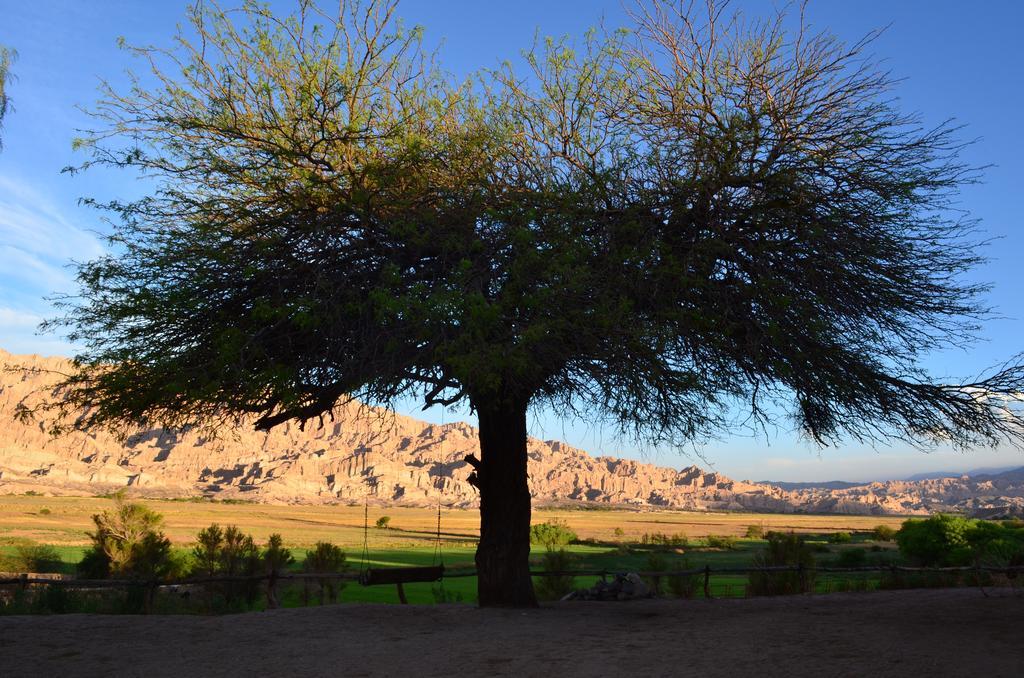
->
{"left": 1, "top": 588, "right": 1021, "bottom": 677}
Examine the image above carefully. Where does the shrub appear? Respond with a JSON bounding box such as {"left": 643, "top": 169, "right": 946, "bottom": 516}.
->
{"left": 964, "top": 520, "right": 1024, "bottom": 567}
{"left": 78, "top": 492, "right": 175, "bottom": 581}
{"left": 533, "top": 548, "right": 576, "bottom": 601}
{"left": 705, "top": 534, "right": 737, "bottom": 550}
{"left": 747, "top": 531, "right": 816, "bottom": 596}
{"left": 38, "top": 508, "right": 51, "bottom": 516}
{"left": 872, "top": 525, "right": 897, "bottom": 541}
{"left": 835, "top": 548, "right": 868, "bottom": 567}
{"left": 640, "top": 531, "right": 688, "bottom": 548}
{"left": 190, "top": 524, "right": 261, "bottom": 606}
{"left": 10, "top": 543, "right": 63, "bottom": 573}
{"left": 375, "top": 516, "right": 391, "bottom": 529}
{"left": 744, "top": 524, "right": 764, "bottom": 539}
{"left": 642, "top": 551, "right": 669, "bottom": 595}
{"left": 263, "top": 533, "right": 293, "bottom": 575}
{"left": 529, "top": 519, "right": 578, "bottom": 550}
{"left": 896, "top": 514, "right": 974, "bottom": 566}
{"left": 828, "top": 531, "right": 852, "bottom": 544}
{"left": 666, "top": 560, "right": 700, "bottom": 599}
{"left": 302, "top": 541, "right": 347, "bottom": 604}
{"left": 612, "top": 527, "right": 625, "bottom": 540}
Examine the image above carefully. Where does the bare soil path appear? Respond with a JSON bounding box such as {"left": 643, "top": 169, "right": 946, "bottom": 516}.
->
{"left": 1, "top": 588, "right": 1021, "bottom": 677}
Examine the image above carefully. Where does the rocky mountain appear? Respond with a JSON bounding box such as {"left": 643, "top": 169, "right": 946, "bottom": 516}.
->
{"left": 2, "top": 349, "right": 1023, "bottom": 516}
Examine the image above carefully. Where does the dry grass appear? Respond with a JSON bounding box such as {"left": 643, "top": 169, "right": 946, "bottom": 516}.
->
{"left": 0, "top": 494, "right": 905, "bottom": 549}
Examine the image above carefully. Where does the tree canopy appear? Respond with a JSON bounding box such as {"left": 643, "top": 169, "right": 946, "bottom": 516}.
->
{"left": 47, "top": 0, "right": 1024, "bottom": 606}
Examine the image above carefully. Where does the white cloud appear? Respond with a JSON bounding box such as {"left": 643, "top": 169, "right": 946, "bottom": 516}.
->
{"left": 0, "top": 174, "right": 104, "bottom": 356}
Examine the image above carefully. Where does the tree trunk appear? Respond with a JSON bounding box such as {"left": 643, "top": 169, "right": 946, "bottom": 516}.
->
{"left": 474, "top": 396, "right": 537, "bottom": 607}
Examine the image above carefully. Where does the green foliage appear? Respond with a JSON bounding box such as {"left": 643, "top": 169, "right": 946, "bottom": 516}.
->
{"left": 530, "top": 520, "right": 578, "bottom": 550}
{"left": 642, "top": 551, "right": 668, "bottom": 595}
{"left": 79, "top": 493, "right": 176, "bottom": 580}
{"left": 835, "top": 548, "right": 868, "bottom": 567}
{"left": 744, "top": 524, "right": 764, "bottom": 539}
{"left": 896, "top": 515, "right": 975, "bottom": 566}
{"left": 666, "top": 560, "right": 700, "bottom": 599}
{"left": 6, "top": 543, "right": 63, "bottom": 573}
{"left": 38, "top": 508, "right": 51, "bottom": 515}
{"left": 638, "top": 531, "right": 688, "bottom": 548}
{"left": 704, "top": 534, "right": 737, "bottom": 550}
{"left": 189, "top": 523, "right": 261, "bottom": 607}
{"left": 964, "top": 520, "right": 1024, "bottom": 566}
{"left": 375, "top": 516, "right": 391, "bottom": 530}
{"left": 44, "top": 0, "right": 1024, "bottom": 605}
{"left": 872, "top": 525, "right": 897, "bottom": 542}
{"left": 748, "top": 532, "right": 816, "bottom": 596}
{"left": 897, "top": 515, "right": 1024, "bottom": 568}
{"left": 828, "top": 532, "right": 853, "bottom": 544}
{"left": 263, "top": 533, "right": 294, "bottom": 575}
{"left": 533, "top": 549, "right": 576, "bottom": 601}
{"left": 302, "top": 541, "right": 347, "bottom": 604}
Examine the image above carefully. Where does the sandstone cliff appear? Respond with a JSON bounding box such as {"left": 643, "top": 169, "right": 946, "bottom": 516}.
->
{"left": 2, "top": 349, "right": 1022, "bottom": 515}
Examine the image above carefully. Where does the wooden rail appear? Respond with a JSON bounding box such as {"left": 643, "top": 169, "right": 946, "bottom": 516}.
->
{"left": 2, "top": 564, "right": 1020, "bottom": 609}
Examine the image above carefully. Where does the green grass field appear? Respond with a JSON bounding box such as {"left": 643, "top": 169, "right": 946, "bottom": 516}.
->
{"left": 0, "top": 493, "right": 909, "bottom": 606}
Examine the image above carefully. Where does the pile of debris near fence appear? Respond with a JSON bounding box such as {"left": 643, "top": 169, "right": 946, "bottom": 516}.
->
{"left": 562, "top": 573, "right": 651, "bottom": 601}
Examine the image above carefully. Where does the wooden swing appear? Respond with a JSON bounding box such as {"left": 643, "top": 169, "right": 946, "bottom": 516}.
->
{"left": 357, "top": 496, "right": 445, "bottom": 604}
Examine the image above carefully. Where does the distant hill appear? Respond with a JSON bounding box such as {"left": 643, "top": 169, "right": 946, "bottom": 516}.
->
{"left": 3, "top": 349, "right": 1024, "bottom": 516}
{"left": 758, "top": 480, "right": 868, "bottom": 491}
{"left": 902, "top": 467, "right": 1023, "bottom": 482}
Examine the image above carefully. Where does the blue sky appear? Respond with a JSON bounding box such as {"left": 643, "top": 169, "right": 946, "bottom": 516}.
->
{"left": 1, "top": 1, "right": 1022, "bottom": 481}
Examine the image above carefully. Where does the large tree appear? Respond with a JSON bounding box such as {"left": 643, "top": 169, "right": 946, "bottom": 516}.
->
{"left": 49, "top": 1, "right": 1024, "bottom": 606}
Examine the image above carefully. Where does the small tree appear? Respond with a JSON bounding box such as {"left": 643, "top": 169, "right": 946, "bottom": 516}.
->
{"left": 375, "top": 516, "right": 392, "bottom": 530}
{"left": 10, "top": 543, "right": 63, "bottom": 573}
{"left": 872, "top": 525, "right": 897, "bottom": 542}
{"left": 263, "top": 533, "right": 294, "bottom": 609}
{"left": 79, "top": 492, "right": 173, "bottom": 580}
{"left": 896, "top": 515, "right": 975, "bottom": 567}
{"left": 748, "top": 532, "right": 816, "bottom": 596}
{"left": 302, "top": 541, "right": 347, "bottom": 604}
{"left": 190, "top": 523, "right": 261, "bottom": 606}
{"left": 529, "top": 520, "right": 578, "bottom": 550}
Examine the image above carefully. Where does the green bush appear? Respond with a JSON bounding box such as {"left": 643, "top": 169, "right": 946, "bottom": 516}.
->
{"left": 896, "top": 514, "right": 974, "bottom": 566}
{"left": 533, "top": 548, "right": 576, "bottom": 601}
{"left": 639, "top": 531, "right": 688, "bottom": 548}
{"left": 530, "top": 520, "right": 578, "bottom": 550}
{"left": 190, "top": 524, "right": 261, "bottom": 607}
{"left": 375, "top": 516, "right": 391, "bottom": 529}
{"left": 642, "top": 551, "right": 669, "bottom": 595}
{"left": 9, "top": 543, "right": 63, "bottom": 573}
{"left": 705, "top": 534, "right": 737, "bottom": 550}
{"left": 745, "top": 524, "right": 764, "bottom": 539}
{"left": 828, "top": 531, "right": 852, "bottom": 544}
{"left": 835, "top": 548, "right": 868, "bottom": 567}
{"left": 78, "top": 493, "right": 176, "bottom": 581}
{"left": 748, "top": 531, "right": 816, "bottom": 596}
{"left": 302, "top": 541, "right": 347, "bottom": 604}
{"left": 872, "top": 525, "right": 897, "bottom": 541}
{"left": 666, "top": 559, "right": 699, "bottom": 599}
{"left": 964, "top": 520, "right": 1024, "bottom": 566}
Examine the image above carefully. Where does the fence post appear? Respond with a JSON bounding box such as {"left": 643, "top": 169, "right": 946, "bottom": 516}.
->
{"left": 19, "top": 573, "right": 28, "bottom": 593}
{"left": 703, "top": 565, "right": 711, "bottom": 599}
{"left": 798, "top": 563, "right": 806, "bottom": 593}
{"left": 266, "top": 570, "right": 279, "bottom": 609}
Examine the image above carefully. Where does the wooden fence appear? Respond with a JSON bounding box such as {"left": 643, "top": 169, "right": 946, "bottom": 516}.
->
{"left": 2, "top": 564, "right": 1021, "bottom": 611}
